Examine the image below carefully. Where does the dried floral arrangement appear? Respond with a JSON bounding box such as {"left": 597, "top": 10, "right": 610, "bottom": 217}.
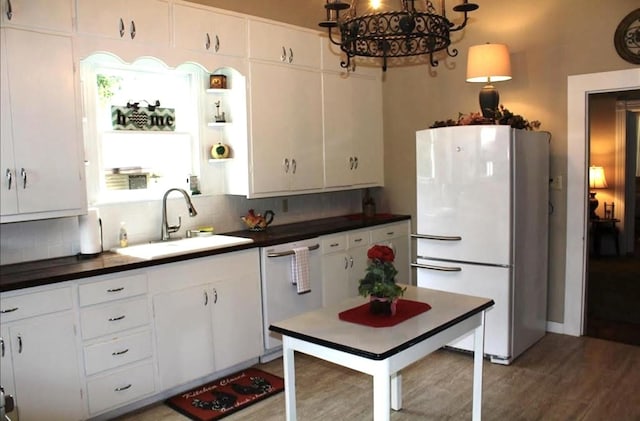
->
{"left": 430, "top": 105, "right": 542, "bottom": 130}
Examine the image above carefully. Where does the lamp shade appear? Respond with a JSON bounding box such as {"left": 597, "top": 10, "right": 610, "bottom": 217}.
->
{"left": 466, "top": 43, "right": 512, "bottom": 83}
{"left": 589, "top": 166, "right": 608, "bottom": 189}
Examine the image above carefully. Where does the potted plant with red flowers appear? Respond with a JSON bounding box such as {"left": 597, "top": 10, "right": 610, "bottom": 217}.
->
{"left": 358, "top": 245, "right": 406, "bottom": 316}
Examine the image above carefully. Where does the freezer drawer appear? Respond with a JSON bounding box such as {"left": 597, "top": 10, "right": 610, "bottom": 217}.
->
{"left": 415, "top": 258, "right": 511, "bottom": 360}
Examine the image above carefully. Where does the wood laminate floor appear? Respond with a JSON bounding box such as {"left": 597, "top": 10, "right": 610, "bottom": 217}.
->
{"left": 116, "top": 333, "right": 640, "bottom": 421}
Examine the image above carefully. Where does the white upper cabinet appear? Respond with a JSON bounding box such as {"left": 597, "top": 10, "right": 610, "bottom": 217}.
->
{"left": 173, "top": 3, "right": 247, "bottom": 58}
{"left": 249, "top": 61, "right": 324, "bottom": 195}
{"left": 249, "top": 19, "right": 321, "bottom": 68}
{"left": 0, "top": 0, "right": 73, "bottom": 32}
{"left": 223, "top": 19, "right": 324, "bottom": 197}
{"left": 322, "top": 71, "right": 384, "bottom": 188}
{"left": 1, "top": 28, "right": 85, "bottom": 222}
{"left": 76, "top": 0, "right": 170, "bottom": 46}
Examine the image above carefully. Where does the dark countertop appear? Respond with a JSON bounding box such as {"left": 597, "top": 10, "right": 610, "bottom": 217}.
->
{"left": 0, "top": 214, "right": 410, "bottom": 292}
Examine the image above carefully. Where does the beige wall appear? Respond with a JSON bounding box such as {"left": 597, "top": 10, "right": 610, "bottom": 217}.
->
{"left": 191, "top": 0, "right": 639, "bottom": 322}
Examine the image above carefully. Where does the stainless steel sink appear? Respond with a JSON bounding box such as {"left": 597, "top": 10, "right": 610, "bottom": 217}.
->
{"left": 113, "top": 235, "right": 253, "bottom": 260}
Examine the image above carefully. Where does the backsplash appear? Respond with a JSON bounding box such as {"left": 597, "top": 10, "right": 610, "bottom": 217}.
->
{"left": 0, "top": 189, "right": 374, "bottom": 265}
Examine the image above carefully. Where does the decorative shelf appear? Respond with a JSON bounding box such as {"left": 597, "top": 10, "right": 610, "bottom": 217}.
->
{"left": 207, "top": 122, "right": 231, "bottom": 127}
{"left": 208, "top": 158, "right": 232, "bottom": 163}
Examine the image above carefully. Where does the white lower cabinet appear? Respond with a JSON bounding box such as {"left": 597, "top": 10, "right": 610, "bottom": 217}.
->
{"left": 321, "top": 230, "right": 369, "bottom": 307}
{"left": 370, "top": 221, "right": 411, "bottom": 285}
{"left": 77, "top": 271, "right": 155, "bottom": 417}
{"left": 150, "top": 249, "right": 262, "bottom": 390}
{"left": 0, "top": 285, "right": 83, "bottom": 421}
{"left": 321, "top": 221, "right": 411, "bottom": 306}
{"left": 86, "top": 360, "right": 155, "bottom": 415}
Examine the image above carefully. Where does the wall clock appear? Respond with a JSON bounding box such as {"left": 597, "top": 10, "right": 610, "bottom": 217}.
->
{"left": 614, "top": 8, "right": 640, "bottom": 65}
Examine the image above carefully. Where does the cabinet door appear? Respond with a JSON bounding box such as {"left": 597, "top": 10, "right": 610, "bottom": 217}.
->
{"left": 76, "top": 0, "right": 128, "bottom": 39}
{"left": 76, "top": 0, "right": 169, "bottom": 45}
{"left": 173, "top": 4, "right": 246, "bottom": 57}
{"left": 323, "top": 72, "right": 356, "bottom": 188}
{"left": 350, "top": 74, "right": 383, "bottom": 186}
{"left": 10, "top": 312, "right": 84, "bottom": 421}
{"left": 0, "top": 0, "right": 73, "bottom": 32}
{"left": 372, "top": 222, "right": 411, "bottom": 285}
{"left": 211, "top": 275, "right": 262, "bottom": 370}
{"left": 249, "top": 61, "right": 323, "bottom": 195}
{"left": 323, "top": 72, "right": 383, "bottom": 188}
{"left": 0, "top": 30, "right": 17, "bottom": 215}
{"left": 248, "top": 20, "right": 321, "bottom": 68}
{"left": 347, "top": 244, "right": 370, "bottom": 298}
{"left": 126, "top": 0, "right": 169, "bottom": 46}
{"left": 153, "top": 284, "right": 215, "bottom": 390}
{"left": 0, "top": 326, "right": 18, "bottom": 421}
{"left": 2, "top": 29, "right": 84, "bottom": 221}
{"left": 322, "top": 252, "right": 351, "bottom": 307}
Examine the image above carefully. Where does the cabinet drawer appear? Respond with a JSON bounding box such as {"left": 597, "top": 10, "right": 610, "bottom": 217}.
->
{"left": 84, "top": 330, "right": 153, "bottom": 376}
{"left": 79, "top": 273, "right": 148, "bottom": 307}
{"left": 347, "top": 230, "right": 370, "bottom": 249}
{"left": 81, "top": 298, "right": 150, "bottom": 340}
{"left": 371, "top": 222, "right": 409, "bottom": 243}
{"left": 321, "top": 235, "right": 347, "bottom": 253}
{"left": 86, "top": 361, "right": 155, "bottom": 415}
{"left": 0, "top": 286, "right": 72, "bottom": 322}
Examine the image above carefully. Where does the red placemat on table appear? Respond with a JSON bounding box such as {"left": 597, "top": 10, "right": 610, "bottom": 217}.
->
{"left": 338, "top": 299, "right": 431, "bottom": 328}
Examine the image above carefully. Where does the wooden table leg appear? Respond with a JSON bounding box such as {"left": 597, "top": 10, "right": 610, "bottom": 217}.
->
{"left": 282, "top": 337, "right": 297, "bottom": 421}
{"left": 472, "top": 311, "right": 486, "bottom": 421}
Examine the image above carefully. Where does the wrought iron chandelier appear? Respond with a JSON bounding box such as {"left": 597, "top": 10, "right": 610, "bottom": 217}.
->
{"left": 320, "top": 0, "right": 479, "bottom": 71}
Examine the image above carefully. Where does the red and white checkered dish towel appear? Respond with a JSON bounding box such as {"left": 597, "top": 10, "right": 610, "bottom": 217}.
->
{"left": 291, "top": 247, "right": 311, "bottom": 294}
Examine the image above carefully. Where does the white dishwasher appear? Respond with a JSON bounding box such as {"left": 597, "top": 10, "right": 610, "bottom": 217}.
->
{"left": 260, "top": 238, "right": 322, "bottom": 361}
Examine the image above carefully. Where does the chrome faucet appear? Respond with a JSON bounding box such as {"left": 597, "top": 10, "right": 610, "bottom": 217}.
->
{"left": 161, "top": 188, "right": 198, "bottom": 241}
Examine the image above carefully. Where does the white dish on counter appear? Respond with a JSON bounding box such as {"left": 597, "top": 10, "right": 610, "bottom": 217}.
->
{"left": 113, "top": 235, "right": 253, "bottom": 260}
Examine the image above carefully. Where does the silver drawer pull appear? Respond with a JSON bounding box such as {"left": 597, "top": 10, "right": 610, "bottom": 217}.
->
{"left": 330, "top": 243, "right": 340, "bottom": 247}
{"left": 5, "top": 168, "right": 12, "bottom": 190}
{"left": 267, "top": 243, "right": 319, "bottom": 258}
{"left": 1, "top": 337, "right": 4, "bottom": 357}
{"left": 107, "top": 287, "right": 124, "bottom": 293}
{"left": 411, "top": 233, "right": 462, "bottom": 241}
{"left": 386, "top": 231, "right": 395, "bottom": 235}
{"left": 353, "top": 238, "right": 363, "bottom": 243}
{"left": 0, "top": 307, "right": 18, "bottom": 314}
{"left": 114, "top": 384, "right": 132, "bottom": 392}
{"left": 411, "top": 262, "right": 462, "bottom": 272}
{"left": 108, "top": 315, "right": 126, "bottom": 322}
{"left": 112, "top": 348, "right": 129, "bottom": 356}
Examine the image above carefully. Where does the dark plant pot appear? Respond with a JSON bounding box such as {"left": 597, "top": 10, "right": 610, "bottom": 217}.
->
{"left": 369, "top": 296, "right": 397, "bottom": 316}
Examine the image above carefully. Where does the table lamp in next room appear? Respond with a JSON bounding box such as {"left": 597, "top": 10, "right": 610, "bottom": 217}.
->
{"left": 589, "top": 165, "right": 608, "bottom": 219}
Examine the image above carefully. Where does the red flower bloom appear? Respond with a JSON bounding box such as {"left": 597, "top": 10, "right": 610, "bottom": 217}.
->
{"left": 367, "top": 245, "right": 395, "bottom": 263}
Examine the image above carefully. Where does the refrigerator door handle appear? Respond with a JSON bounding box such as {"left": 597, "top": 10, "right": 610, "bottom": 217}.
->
{"left": 411, "top": 233, "right": 462, "bottom": 241}
{"left": 411, "top": 262, "right": 462, "bottom": 272}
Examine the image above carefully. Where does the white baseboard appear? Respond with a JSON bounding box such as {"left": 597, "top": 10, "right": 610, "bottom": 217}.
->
{"left": 546, "top": 321, "right": 565, "bottom": 334}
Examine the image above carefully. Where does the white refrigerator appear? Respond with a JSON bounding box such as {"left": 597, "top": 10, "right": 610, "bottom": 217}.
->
{"left": 414, "top": 125, "right": 550, "bottom": 365}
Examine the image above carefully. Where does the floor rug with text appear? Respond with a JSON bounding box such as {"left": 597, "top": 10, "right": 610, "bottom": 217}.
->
{"left": 165, "top": 368, "right": 284, "bottom": 421}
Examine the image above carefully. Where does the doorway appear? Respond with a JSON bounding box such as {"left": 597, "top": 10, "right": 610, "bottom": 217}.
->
{"left": 585, "top": 92, "right": 640, "bottom": 345}
{"left": 565, "top": 68, "right": 639, "bottom": 338}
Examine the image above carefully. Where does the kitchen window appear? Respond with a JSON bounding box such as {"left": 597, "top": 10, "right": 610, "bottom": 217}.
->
{"left": 81, "top": 54, "right": 203, "bottom": 204}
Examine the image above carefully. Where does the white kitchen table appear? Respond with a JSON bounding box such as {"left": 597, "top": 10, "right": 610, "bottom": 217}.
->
{"left": 269, "top": 285, "right": 494, "bottom": 421}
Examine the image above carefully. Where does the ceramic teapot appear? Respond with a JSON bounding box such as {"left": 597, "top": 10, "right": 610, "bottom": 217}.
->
{"left": 242, "top": 209, "right": 275, "bottom": 231}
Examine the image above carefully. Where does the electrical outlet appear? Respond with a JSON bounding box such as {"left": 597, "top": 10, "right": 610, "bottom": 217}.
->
{"left": 550, "top": 175, "right": 562, "bottom": 190}
{"left": 282, "top": 198, "right": 288, "bottom": 213}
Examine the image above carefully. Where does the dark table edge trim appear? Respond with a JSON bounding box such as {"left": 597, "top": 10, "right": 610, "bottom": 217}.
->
{"left": 269, "top": 300, "right": 495, "bottom": 361}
